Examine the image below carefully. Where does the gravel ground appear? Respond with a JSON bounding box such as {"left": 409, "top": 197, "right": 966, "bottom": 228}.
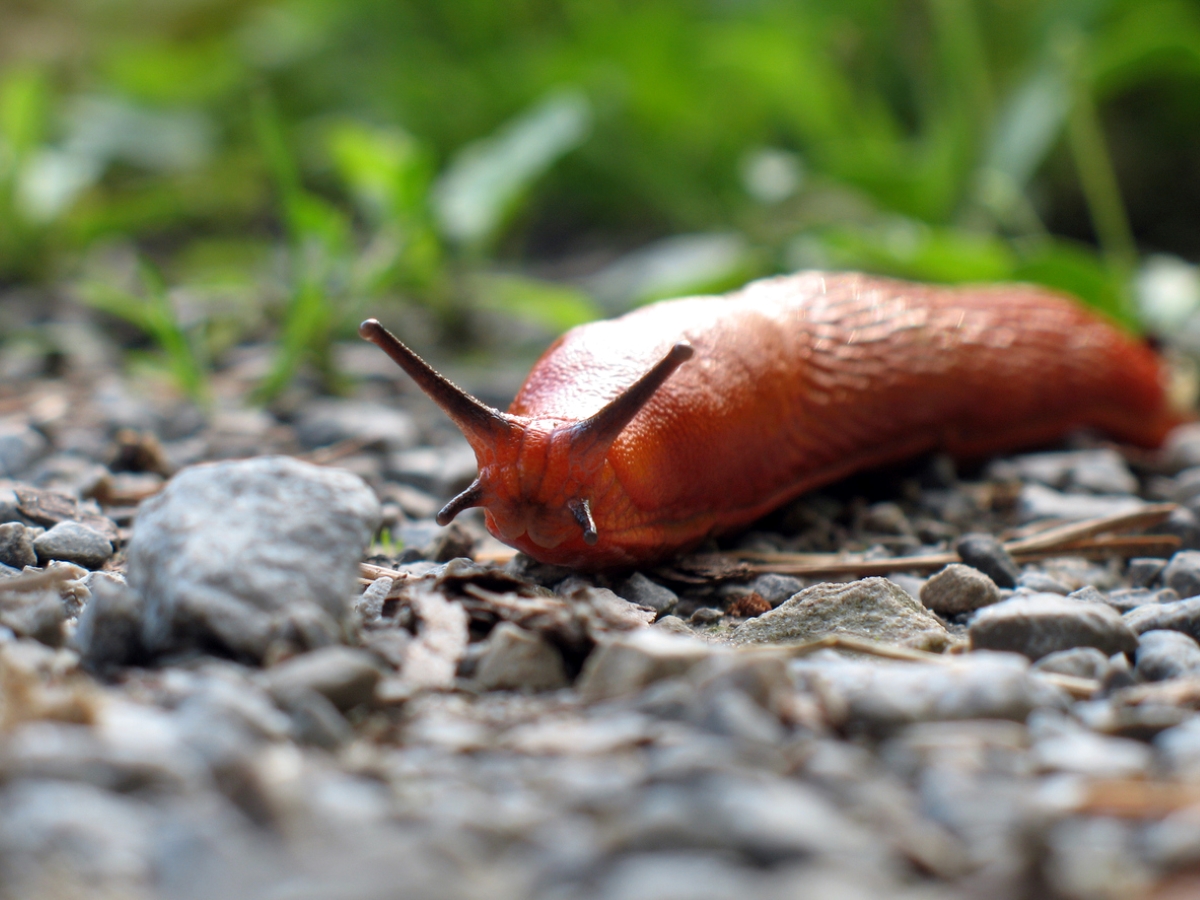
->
{"left": 5, "top": 306, "right": 1200, "bottom": 899}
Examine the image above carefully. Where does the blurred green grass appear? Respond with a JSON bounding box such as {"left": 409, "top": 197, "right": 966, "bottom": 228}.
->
{"left": 3, "top": 0, "right": 1200, "bottom": 400}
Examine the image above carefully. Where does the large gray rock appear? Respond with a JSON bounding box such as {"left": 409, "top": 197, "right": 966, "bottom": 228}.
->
{"left": 969, "top": 594, "right": 1138, "bottom": 661}
{"left": 731, "top": 577, "right": 951, "bottom": 651}
{"left": 126, "top": 456, "right": 380, "bottom": 662}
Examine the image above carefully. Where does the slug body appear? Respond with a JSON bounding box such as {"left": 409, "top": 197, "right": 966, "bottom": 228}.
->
{"left": 362, "top": 271, "right": 1179, "bottom": 570}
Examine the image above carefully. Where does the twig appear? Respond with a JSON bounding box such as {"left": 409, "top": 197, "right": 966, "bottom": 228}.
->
{"left": 1072, "top": 779, "right": 1200, "bottom": 819}
{"left": 299, "top": 436, "right": 377, "bottom": 466}
{"left": 1001, "top": 504, "right": 1176, "bottom": 554}
{"left": 359, "top": 562, "right": 410, "bottom": 585}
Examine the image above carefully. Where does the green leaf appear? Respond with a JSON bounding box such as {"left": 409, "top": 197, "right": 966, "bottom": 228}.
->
{"left": 472, "top": 273, "right": 602, "bottom": 333}
{"left": 433, "top": 88, "right": 591, "bottom": 247}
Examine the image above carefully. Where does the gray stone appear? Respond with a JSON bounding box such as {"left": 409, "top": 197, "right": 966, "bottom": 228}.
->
{"left": 263, "top": 646, "right": 383, "bottom": 711}
{"left": 275, "top": 687, "right": 353, "bottom": 748}
{"left": 0, "top": 779, "right": 153, "bottom": 896}
{"left": 1160, "top": 506, "right": 1200, "bottom": 551}
{"left": 689, "top": 606, "right": 723, "bottom": 624}
{"left": 990, "top": 449, "right": 1137, "bottom": 495}
{"left": 1017, "top": 483, "right": 1144, "bottom": 523}
{"left": 0, "top": 589, "right": 64, "bottom": 647}
{"left": 1123, "top": 597, "right": 1200, "bottom": 639}
{"left": 578, "top": 629, "right": 714, "bottom": 701}
{"left": 796, "top": 651, "right": 1067, "bottom": 736}
{"left": 1165, "top": 550, "right": 1200, "bottom": 599}
{"left": 1103, "top": 587, "right": 1175, "bottom": 612}
{"left": 72, "top": 576, "right": 146, "bottom": 672}
{"left": 1033, "top": 728, "right": 1152, "bottom": 778}
{"left": 969, "top": 594, "right": 1138, "bottom": 660}
{"left": 919, "top": 564, "right": 1001, "bottom": 616}
{"left": 1163, "top": 424, "right": 1200, "bottom": 473}
{"left": 387, "top": 440, "right": 478, "bottom": 498}
{"left": 611, "top": 773, "right": 886, "bottom": 867}
{"left": 0, "top": 418, "right": 48, "bottom": 478}
{"left": 127, "top": 456, "right": 379, "bottom": 661}
{"left": 732, "top": 577, "right": 951, "bottom": 651}
{"left": 1136, "top": 630, "right": 1200, "bottom": 681}
{"left": 1156, "top": 716, "right": 1200, "bottom": 778}
{"left": 954, "top": 533, "right": 1020, "bottom": 588}
{"left": 749, "top": 573, "right": 805, "bottom": 607}
{"left": 615, "top": 572, "right": 678, "bottom": 615}
{"left": 472, "top": 622, "right": 568, "bottom": 692}
{"left": 0, "top": 522, "right": 37, "bottom": 569}
{"left": 1015, "top": 571, "right": 1071, "bottom": 594}
{"left": 1129, "top": 557, "right": 1167, "bottom": 589}
{"left": 294, "top": 399, "right": 419, "bottom": 451}
{"left": 32, "top": 520, "right": 114, "bottom": 569}
{"left": 1033, "top": 647, "right": 1110, "bottom": 680}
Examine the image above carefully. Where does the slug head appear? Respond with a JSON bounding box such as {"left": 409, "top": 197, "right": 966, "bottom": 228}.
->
{"left": 359, "top": 319, "right": 692, "bottom": 558}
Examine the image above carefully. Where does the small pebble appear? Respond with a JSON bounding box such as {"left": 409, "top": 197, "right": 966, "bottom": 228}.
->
{"left": 1033, "top": 647, "right": 1110, "bottom": 680}
{"left": 1164, "top": 551, "right": 1200, "bottom": 599}
{"left": 1015, "top": 571, "right": 1071, "bottom": 594}
{"left": 1123, "top": 597, "right": 1200, "bottom": 640}
{"left": 1129, "top": 558, "right": 1167, "bottom": 589}
{"left": 615, "top": 572, "right": 678, "bottom": 615}
{"left": 263, "top": 646, "right": 383, "bottom": 711}
{"left": 955, "top": 533, "right": 1020, "bottom": 588}
{"left": 472, "top": 622, "right": 568, "bottom": 692}
{"left": 32, "top": 520, "right": 114, "bottom": 569}
{"left": 0, "top": 522, "right": 37, "bottom": 569}
{"left": 1135, "top": 630, "right": 1200, "bottom": 681}
{"left": 749, "top": 573, "right": 805, "bottom": 607}
{"left": 919, "top": 564, "right": 1002, "bottom": 616}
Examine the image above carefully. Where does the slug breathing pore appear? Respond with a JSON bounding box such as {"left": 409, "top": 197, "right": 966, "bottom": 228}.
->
{"left": 358, "top": 319, "right": 692, "bottom": 555}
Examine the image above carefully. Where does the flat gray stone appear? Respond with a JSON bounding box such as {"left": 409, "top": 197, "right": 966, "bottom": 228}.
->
{"left": 472, "top": 622, "right": 568, "bottom": 692}
{"left": 1124, "top": 597, "right": 1200, "bottom": 640}
{"left": 731, "top": 577, "right": 951, "bottom": 651}
{"left": 969, "top": 594, "right": 1138, "bottom": 660}
{"left": 920, "top": 564, "right": 1002, "bottom": 616}
{"left": 127, "top": 456, "right": 380, "bottom": 662}
{"left": 32, "top": 520, "right": 114, "bottom": 569}
{"left": 796, "top": 651, "right": 1067, "bottom": 736}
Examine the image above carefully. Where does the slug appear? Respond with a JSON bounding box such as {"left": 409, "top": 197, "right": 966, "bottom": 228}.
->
{"left": 361, "top": 271, "right": 1181, "bottom": 570}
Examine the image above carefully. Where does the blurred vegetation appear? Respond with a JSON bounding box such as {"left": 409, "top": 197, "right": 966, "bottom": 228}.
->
{"left": 3, "top": 0, "right": 1200, "bottom": 400}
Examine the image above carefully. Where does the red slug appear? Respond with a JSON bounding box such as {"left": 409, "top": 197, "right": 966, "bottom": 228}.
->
{"left": 361, "top": 271, "right": 1181, "bottom": 570}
